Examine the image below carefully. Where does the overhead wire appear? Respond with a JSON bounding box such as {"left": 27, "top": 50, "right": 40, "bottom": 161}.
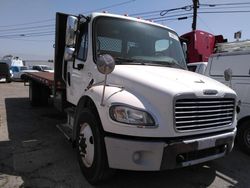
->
{"left": 131, "top": 1, "right": 250, "bottom": 22}
{"left": 1, "top": 38, "right": 54, "bottom": 42}
{"left": 0, "top": 31, "right": 54, "bottom": 38}
{"left": 200, "top": 2, "right": 250, "bottom": 7}
{"left": 197, "top": 15, "right": 214, "bottom": 34}
{"left": 83, "top": 0, "right": 136, "bottom": 14}
{"left": 1, "top": 1, "right": 250, "bottom": 39}
{"left": 0, "top": 24, "right": 54, "bottom": 32}
{"left": 198, "top": 10, "right": 250, "bottom": 14}
{"left": 0, "top": 19, "right": 54, "bottom": 28}
{"left": 199, "top": 5, "right": 250, "bottom": 10}
{"left": 155, "top": 15, "right": 193, "bottom": 22}
{"left": 0, "top": 0, "right": 137, "bottom": 40}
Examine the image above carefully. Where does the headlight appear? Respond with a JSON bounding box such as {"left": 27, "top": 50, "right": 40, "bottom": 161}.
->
{"left": 109, "top": 105, "right": 155, "bottom": 127}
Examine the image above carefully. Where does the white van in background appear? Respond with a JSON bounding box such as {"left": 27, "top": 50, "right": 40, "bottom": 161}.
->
{"left": 205, "top": 50, "right": 250, "bottom": 154}
{"left": 1, "top": 55, "right": 24, "bottom": 67}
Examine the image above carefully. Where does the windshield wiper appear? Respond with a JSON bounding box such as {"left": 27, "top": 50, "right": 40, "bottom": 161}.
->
{"left": 168, "top": 61, "right": 186, "bottom": 69}
{"left": 138, "top": 60, "right": 185, "bottom": 69}
{"left": 115, "top": 57, "right": 134, "bottom": 63}
{"left": 114, "top": 57, "right": 185, "bottom": 69}
{"left": 115, "top": 57, "right": 146, "bottom": 65}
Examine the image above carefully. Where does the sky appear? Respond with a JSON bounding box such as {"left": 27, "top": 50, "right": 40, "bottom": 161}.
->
{"left": 0, "top": 0, "right": 250, "bottom": 60}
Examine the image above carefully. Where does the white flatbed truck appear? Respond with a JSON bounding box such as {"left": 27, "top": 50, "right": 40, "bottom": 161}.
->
{"left": 25, "top": 12, "right": 237, "bottom": 184}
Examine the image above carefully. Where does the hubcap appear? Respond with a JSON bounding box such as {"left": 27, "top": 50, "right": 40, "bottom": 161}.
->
{"left": 78, "top": 123, "right": 94, "bottom": 167}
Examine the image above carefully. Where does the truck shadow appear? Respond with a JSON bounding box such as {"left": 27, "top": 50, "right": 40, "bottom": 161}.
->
{"left": 0, "top": 98, "right": 249, "bottom": 187}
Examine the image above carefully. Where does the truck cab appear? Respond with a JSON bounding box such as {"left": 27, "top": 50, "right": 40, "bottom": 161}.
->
{"left": 27, "top": 12, "right": 237, "bottom": 184}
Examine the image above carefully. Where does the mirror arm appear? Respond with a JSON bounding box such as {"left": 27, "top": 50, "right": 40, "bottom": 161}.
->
{"left": 78, "top": 14, "right": 90, "bottom": 23}
{"left": 101, "top": 73, "right": 108, "bottom": 106}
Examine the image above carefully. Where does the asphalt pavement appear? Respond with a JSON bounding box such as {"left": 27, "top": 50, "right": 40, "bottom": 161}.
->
{"left": 0, "top": 81, "right": 250, "bottom": 188}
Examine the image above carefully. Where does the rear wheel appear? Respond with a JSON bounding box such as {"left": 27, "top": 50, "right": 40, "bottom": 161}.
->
{"left": 76, "top": 108, "right": 114, "bottom": 184}
{"left": 29, "top": 81, "right": 50, "bottom": 106}
{"left": 29, "top": 81, "right": 40, "bottom": 106}
{"left": 237, "top": 120, "right": 250, "bottom": 155}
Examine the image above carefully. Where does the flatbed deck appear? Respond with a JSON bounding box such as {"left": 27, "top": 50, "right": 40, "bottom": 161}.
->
{"left": 26, "top": 72, "right": 54, "bottom": 87}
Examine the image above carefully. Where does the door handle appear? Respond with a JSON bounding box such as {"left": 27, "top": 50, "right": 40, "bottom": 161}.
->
{"left": 67, "top": 72, "right": 71, "bottom": 86}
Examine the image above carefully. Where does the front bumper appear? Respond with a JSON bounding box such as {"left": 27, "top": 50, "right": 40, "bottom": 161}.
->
{"left": 104, "top": 129, "right": 236, "bottom": 171}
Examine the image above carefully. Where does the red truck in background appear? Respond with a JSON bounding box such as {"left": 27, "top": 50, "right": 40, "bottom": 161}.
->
{"left": 181, "top": 30, "right": 226, "bottom": 63}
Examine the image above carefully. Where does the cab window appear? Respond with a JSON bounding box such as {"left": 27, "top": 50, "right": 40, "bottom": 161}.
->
{"left": 76, "top": 23, "right": 88, "bottom": 61}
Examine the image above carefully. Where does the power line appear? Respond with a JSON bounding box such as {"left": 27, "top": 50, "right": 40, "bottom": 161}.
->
{"left": 0, "top": 31, "right": 54, "bottom": 38}
{"left": 199, "top": 5, "right": 250, "bottom": 10}
{"left": 83, "top": 0, "right": 136, "bottom": 14}
{"left": 131, "top": 9, "right": 186, "bottom": 19}
{"left": 0, "top": 38, "right": 54, "bottom": 42}
{"left": 154, "top": 15, "right": 193, "bottom": 22}
{"left": 198, "top": 10, "right": 250, "bottom": 14}
{"left": 0, "top": 0, "right": 136, "bottom": 29}
{"left": 0, "top": 19, "right": 54, "bottom": 28}
{"left": 200, "top": 2, "right": 250, "bottom": 7}
{"left": 0, "top": 24, "right": 54, "bottom": 32}
{"left": 147, "top": 12, "right": 193, "bottom": 21}
{"left": 0, "top": 28, "right": 54, "bottom": 35}
{"left": 131, "top": 1, "right": 250, "bottom": 18}
{"left": 197, "top": 15, "right": 214, "bottom": 34}
{"left": 148, "top": 10, "right": 250, "bottom": 22}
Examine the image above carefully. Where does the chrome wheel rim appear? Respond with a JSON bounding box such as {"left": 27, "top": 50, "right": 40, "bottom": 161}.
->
{"left": 79, "top": 123, "right": 94, "bottom": 167}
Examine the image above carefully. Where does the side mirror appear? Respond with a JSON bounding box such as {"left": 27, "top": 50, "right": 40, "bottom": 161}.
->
{"left": 65, "top": 16, "right": 78, "bottom": 47}
{"left": 224, "top": 68, "right": 232, "bottom": 81}
{"left": 64, "top": 47, "right": 75, "bottom": 61}
{"left": 96, "top": 54, "right": 115, "bottom": 106}
{"left": 182, "top": 42, "right": 187, "bottom": 59}
{"left": 96, "top": 54, "right": 115, "bottom": 75}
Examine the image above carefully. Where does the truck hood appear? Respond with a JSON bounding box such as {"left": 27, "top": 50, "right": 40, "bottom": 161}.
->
{"left": 109, "top": 65, "right": 234, "bottom": 97}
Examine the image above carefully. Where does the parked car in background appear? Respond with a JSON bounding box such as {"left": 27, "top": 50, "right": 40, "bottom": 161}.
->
{"left": 187, "top": 62, "right": 208, "bottom": 75}
{"left": 32, "top": 65, "right": 54, "bottom": 73}
{"left": 10, "top": 66, "right": 38, "bottom": 81}
{"left": 0, "top": 62, "right": 11, "bottom": 83}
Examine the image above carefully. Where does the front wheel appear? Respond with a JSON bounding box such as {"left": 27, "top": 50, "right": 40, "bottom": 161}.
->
{"left": 6, "top": 76, "right": 11, "bottom": 83}
{"left": 76, "top": 108, "right": 114, "bottom": 184}
{"left": 237, "top": 120, "right": 250, "bottom": 155}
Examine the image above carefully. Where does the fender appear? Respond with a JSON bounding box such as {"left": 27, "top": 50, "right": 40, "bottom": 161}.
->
{"left": 72, "top": 84, "right": 160, "bottom": 140}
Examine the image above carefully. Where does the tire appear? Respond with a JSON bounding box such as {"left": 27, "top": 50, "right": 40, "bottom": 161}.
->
{"left": 75, "top": 108, "right": 114, "bottom": 184}
{"left": 29, "top": 81, "right": 49, "bottom": 106}
{"left": 6, "top": 76, "right": 11, "bottom": 83}
{"left": 20, "top": 74, "right": 27, "bottom": 82}
{"left": 29, "top": 81, "right": 41, "bottom": 106}
{"left": 237, "top": 120, "right": 250, "bottom": 155}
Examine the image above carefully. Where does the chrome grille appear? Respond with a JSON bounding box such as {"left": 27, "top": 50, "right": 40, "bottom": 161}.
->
{"left": 175, "top": 98, "right": 235, "bottom": 132}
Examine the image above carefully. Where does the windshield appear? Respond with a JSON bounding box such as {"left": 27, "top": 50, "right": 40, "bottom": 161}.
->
{"left": 94, "top": 16, "right": 186, "bottom": 69}
{"left": 41, "top": 66, "right": 52, "bottom": 70}
{"left": 20, "top": 66, "right": 28, "bottom": 71}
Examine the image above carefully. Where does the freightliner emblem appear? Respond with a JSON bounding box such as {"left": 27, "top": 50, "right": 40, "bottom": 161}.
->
{"left": 203, "top": 89, "right": 218, "bottom": 95}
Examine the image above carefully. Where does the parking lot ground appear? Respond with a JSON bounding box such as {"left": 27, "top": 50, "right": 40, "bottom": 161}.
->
{"left": 0, "top": 82, "right": 250, "bottom": 188}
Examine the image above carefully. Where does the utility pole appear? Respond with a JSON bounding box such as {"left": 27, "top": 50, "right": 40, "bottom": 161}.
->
{"left": 192, "top": 0, "right": 199, "bottom": 31}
